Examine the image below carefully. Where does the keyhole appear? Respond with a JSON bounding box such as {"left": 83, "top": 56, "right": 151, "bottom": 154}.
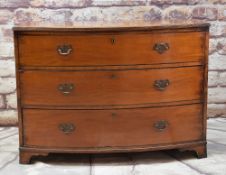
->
{"left": 110, "top": 74, "right": 117, "bottom": 79}
{"left": 111, "top": 37, "right": 116, "bottom": 44}
{"left": 111, "top": 112, "right": 117, "bottom": 118}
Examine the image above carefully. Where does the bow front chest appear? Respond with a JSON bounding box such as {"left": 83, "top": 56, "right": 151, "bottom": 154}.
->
{"left": 14, "top": 21, "right": 209, "bottom": 164}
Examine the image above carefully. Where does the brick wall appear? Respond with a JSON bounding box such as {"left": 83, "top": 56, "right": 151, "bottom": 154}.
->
{"left": 0, "top": 0, "right": 226, "bottom": 125}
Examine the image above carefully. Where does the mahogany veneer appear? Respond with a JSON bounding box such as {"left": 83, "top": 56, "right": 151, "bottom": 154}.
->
{"left": 23, "top": 105, "right": 203, "bottom": 148}
{"left": 21, "top": 67, "right": 202, "bottom": 107}
{"left": 19, "top": 32, "right": 205, "bottom": 66}
{"left": 14, "top": 21, "right": 209, "bottom": 164}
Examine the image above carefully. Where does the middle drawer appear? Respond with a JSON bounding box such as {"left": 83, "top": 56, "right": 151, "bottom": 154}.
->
{"left": 20, "top": 66, "right": 203, "bottom": 107}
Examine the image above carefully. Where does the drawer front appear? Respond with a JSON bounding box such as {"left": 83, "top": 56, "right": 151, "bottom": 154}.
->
{"left": 20, "top": 67, "right": 203, "bottom": 107}
{"left": 23, "top": 104, "right": 203, "bottom": 148}
{"left": 18, "top": 32, "right": 205, "bottom": 67}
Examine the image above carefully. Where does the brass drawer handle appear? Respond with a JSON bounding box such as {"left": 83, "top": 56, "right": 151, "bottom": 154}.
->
{"left": 154, "top": 120, "right": 168, "bottom": 131}
{"left": 58, "top": 83, "right": 74, "bottom": 95}
{"left": 59, "top": 123, "right": 75, "bottom": 134}
{"left": 154, "top": 79, "right": 170, "bottom": 91}
{"left": 57, "top": 44, "right": 73, "bottom": 56}
{"left": 153, "top": 43, "right": 169, "bottom": 54}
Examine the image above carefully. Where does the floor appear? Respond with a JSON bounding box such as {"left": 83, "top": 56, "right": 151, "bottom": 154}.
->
{"left": 0, "top": 118, "right": 226, "bottom": 175}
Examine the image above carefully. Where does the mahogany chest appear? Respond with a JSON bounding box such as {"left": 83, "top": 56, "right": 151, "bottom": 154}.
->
{"left": 14, "top": 21, "right": 209, "bottom": 164}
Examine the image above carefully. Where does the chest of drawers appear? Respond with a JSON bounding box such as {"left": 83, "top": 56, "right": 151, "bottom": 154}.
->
{"left": 14, "top": 21, "right": 209, "bottom": 164}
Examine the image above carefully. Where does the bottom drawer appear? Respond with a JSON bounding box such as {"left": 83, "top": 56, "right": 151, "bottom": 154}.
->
{"left": 23, "top": 104, "right": 203, "bottom": 149}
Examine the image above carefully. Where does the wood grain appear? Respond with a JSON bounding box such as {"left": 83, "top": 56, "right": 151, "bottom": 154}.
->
{"left": 18, "top": 31, "right": 205, "bottom": 67}
{"left": 20, "top": 67, "right": 203, "bottom": 107}
{"left": 13, "top": 20, "right": 210, "bottom": 32}
{"left": 14, "top": 21, "right": 209, "bottom": 163}
{"left": 23, "top": 104, "right": 203, "bottom": 148}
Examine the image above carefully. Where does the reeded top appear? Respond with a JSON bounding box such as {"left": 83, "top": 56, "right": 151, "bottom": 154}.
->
{"left": 13, "top": 20, "right": 210, "bottom": 32}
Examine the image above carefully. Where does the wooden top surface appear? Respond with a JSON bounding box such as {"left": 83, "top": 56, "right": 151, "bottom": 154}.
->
{"left": 13, "top": 20, "right": 210, "bottom": 32}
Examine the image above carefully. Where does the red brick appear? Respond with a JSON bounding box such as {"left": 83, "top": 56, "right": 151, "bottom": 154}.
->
{"left": 209, "top": 38, "right": 217, "bottom": 55}
{"left": 219, "top": 0, "right": 226, "bottom": 3}
{"left": 92, "top": 0, "right": 146, "bottom": 6}
{"left": 149, "top": 0, "right": 199, "bottom": 6}
{"left": 218, "top": 7, "right": 226, "bottom": 21}
{"left": 143, "top": 7, "right": 162, "bottom": 21}
{"left": 222, "top": 25, "right": 226, "bottom": 36}
{"left": 192, "top": 7, "right": 218, "bottom": 20}
{"left": 0, "top": 0, "right": 29, "bottom": 8}
{"left": 30, "top": 0, "right": 92, "bottom": 8}
{"left": 0, "top": 28, "right": 13, "bottom": 42}
{"left": 217, "top": 40, "right": 226, "bottom": 55}
{"left": 0, "top": 95, "right": 5, "bottom": 109}
{"left": 0, "top": 10, "right": 13, "bottom": 24}
{"left": 165, "top": 7, "right": 191, "bottom": 20}
{"left": 14, "top": 9, "right": 72, "bottom": 25}
{"left": 43, "top": 10, "right": 72, "bottom": 24}
{"left": 14, "top": 9, "right": 41, "bottom": 24}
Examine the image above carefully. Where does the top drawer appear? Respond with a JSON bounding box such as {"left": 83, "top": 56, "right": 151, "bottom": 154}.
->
{"left": 18, "top": 31, "right": 205, "bottom": 67}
